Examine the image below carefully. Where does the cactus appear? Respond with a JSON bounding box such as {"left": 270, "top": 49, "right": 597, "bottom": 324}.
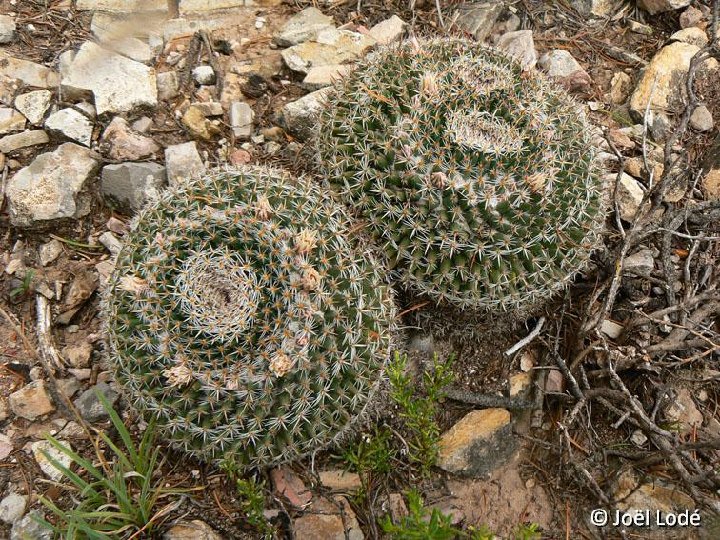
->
{"left": 317, "top": 38, "right": 605, "bottom": 311}
{"left": 103, "top": 166, "right": 396, "bottom": 467}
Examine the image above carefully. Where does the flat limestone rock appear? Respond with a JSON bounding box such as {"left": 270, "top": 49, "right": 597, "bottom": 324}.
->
{"left": 0, "top": 53, "right": 59, "bottom": 89}
{"left": 76, "top": 0, "right": 168, "bottom": 11}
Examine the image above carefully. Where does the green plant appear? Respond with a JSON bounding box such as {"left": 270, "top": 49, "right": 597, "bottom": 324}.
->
{"left": 380, "top": 490, "right": 493, "bottom": 539}
{"left": 35, "top": 390, "right": 188, "bottom": 538}
{"left": 103, "top": 166, "right": 396, "bottom": 468}
{"left": 341, "top": 426, "right": 396, "bottom": 476}
{"left": 9, "top": 269, "right": 34, "bottom": 299}
{"left": 513, "top": 522, "right": 542, "bottom": 540}
{"left": 220, "top": 460, "right": 274, "bottom": 538}
{"left": 387, "top": 352, "right": 454, "bottom": 474}
{"left": 317, "top": 38, "right": 605, "bottom": 312}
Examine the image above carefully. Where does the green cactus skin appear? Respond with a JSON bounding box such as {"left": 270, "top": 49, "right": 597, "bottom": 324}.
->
{"left": 317, "top": 38, "right": 606, "bottom": 312}
{"left": 103, "top": 166, "right": 396, "bottom": 467}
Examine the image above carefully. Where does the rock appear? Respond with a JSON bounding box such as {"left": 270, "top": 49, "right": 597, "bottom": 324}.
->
{"left": 624, "top": 249, "right": 655, "bottom": 276}
{"left": 0, "top": 493, "right": 26, "bottom": 524}
{"left": 368, "top": 15, "right": 406, "bottom": 45}
{"left": 281, "top": 87, "right": 331, "bottom": 140}
{"left": 182, "top": 106, "right": 221, "bottom": 141}
{"left": 538, "top": 49, "right": 591, "bottom": 91}
{"left": 281, "top": 29, "right": 376, "bottom": 74}
{"left": 165, "top": 142, "right": 205, "bottom": 186}
{"left": 31, "top": 440, "right": 72, "bottom": 482}
{"left": 230, "top": 101, "right": 254, "bottom": 140}
{"left": 99, "top": 231, "right": 122, "bottom": 255}
{"left": 10, "top": 511, "right": 52, "bottom": 540}
{"left": 664, "top": 388, "right": 703, "bottom": 434}
{"left": 384, "top": 493, "right": 408, "bottom": 523}
{"left": 8, "top": 381, "right": 55, "bottom": 420}
{"left": 608, "top": 129, "right": 634, "bottom": 150}
{"left": 6, "top": 143, "right": 99, "bottom": 227}
{"left": 271, "top": 467, "right": 312, "bottom": 508}
{"left": 39, "top": 239, "right": 63, "bottom": 266}
{"left": 101, "top": 162, "right": 166, "bottom": 212}
{"left": 0, "top": 108, "right": 26, "bottom": 134}
{"left": 61, "top": 42, "right": 158, "bottom": 115}
{"left": 613, "top": 470, "right": 694, "bottom": 516}
{"left": 102, "top": 117, "right": 160, "bottom": 160}
{"left": 294, "top": 497, "right": 363, "bottom": 540}
{"left": 192, "top": 65, "right": 216, "bottom": 85}
{"left": 544, "top": 369, "right": 564, "bottom": 393}
{"left": 453, "top": 3, "right": 503, "bottom": 42}
{"left": 318, "top": 470, "right": 362, "bottom": 492}
{"left": 14, "top": 90, "right": 52, "bottom": 125}
{"left": 57, "top": 377, "right": 82, "bottom": 399}
{"left": 679, "top": 5, "right": 704, "bottom": 28}
{"left": 600, "top": 319, "right": 623, "bottom": 339}
{"left": 303, "top": 64, "right": 350, "bottom": 89}
{"left": 178, "top": 0, "right": 248, "bottom": 14}
{"left": 157, "top": 71, "right": 180, "bottom": 101}
{"left": 629, "top": 42, "right": 716, "bottom": 122}
{"left": 77, "top": 0, "right": 168, "bottom": 10}
{"left": 62, "top": 342, "right": 93, "bottom": 368}
{"left": 703, "top": 168, "right": 720, "bottom": 200}
{"left": 106, "top": 37, "right": 155, "bottom": 65}
{"left": 638, "top": 0, "right": 691, "bottom": 15}
{"left": 609, "top": 72, "right": 633, "bottom": 104}
{"left": 45, "top": 109, "right": 93, "bottom": 147}
{"left": 689, "top": 104, "right": 713, "bottom": 132}
{"left": 163, "top": 520, "right": 224, "bottom": 540}
{"left": 495, "top": 30, "right": 537, "bottom": 70}
{"left": 624, "top": 156, "right": 663, "bottom": 182}
{"left": 0, "top": 433, "right": 12, "bottom": 460}
{"left": 509, "top": 372, "right": 532, "bottom": 397}
{"left": 228, "top": 148, "right": 251, "bottom": 165}
{"left": 0, "top": 130, "right": 49, "bottom": 153}
{"left": 614, "top": 172, "right": 644, "bottom": 222}
{"left": 73, "top": 382, "right": 119, "bottom": 423}
{"left": 628, "top": 20, "right": 653, "bottom": 35}
{"left": 670, "top": 27, "right": 708, "bottom": 48}
{"left": 0, "top": 53, "right": 60, "bottom": 89}
{"left": 437, "top": 408, "right": 515, "bottom": 477}
{"left": 132, "top": 116, "right": 153, "bottom": 133}
{"left": 0, "top": 15, "right": 16, "bottom": 44}
{"left": 275, "top": 7, "right": 334, "bottom": 47}
{"left": 571, "top": 0, "right": 622, "bottom": 17}
{"left": 630, "top": 429, "right": 648, "bottom": 446}
{"left": 191, "top": 102, "right": 223, "bottom": 117}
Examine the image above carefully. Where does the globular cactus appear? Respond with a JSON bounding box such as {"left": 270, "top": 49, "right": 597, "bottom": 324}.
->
{"left": 317, "top": 38, "right": 605, "bottom": 312}
{"left": 103, "top": 166, "right": 396, "bottom": 467}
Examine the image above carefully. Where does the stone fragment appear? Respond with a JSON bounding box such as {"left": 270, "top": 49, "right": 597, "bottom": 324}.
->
{"left": 191, "top": 102, "right": 223, "bottom": 117}
{"left": 182, "top": 106, "right": 221, "bottom": 140}
{"left": 385, "top": 493, "right": 408, "bottom": 523}
{"left": 132, "top": 116, "right": 153, "bottom": 132}
{"left": 32, "top": 440, "right": 73, "bottom": 482}
{"left": 544, "top": 369, "right": 564, "bottom": 393}
{"left": 0, "top": 108, "right": 26, "bottom": 134}
{"left": 495, "top": 30, "right": 537, "bottom": 70}
{"left": 0, "top": 493, "right": 26, "bottom": 524}
{"left": 57, "top": 377, "right": 82, "bottom": 399}
{"left": 614, "top": 172, "right": 645, "bottom": 222}
{"left": 163, "top": 520, "right": 224, "bottom": 540}
{"left": 61, "top": 41, "right": 157, "bottom": 115}
{"left": 437, "top": 408, "right": 515, "bottom": 477}
{"left": 630, "top": 429, "right": 648, "bottom": 446}
{"left": 509, "top": 372, "right": 532, "bottom": 397}
{"left": 62, "top": 342, "right": 93, "bottom": 368}
{"left": 229, "top": 148, "right": 251, "bottom": 165}
{"left": 179, "top": 0, "right": 247, "bottom": 14}
{"left": 0, "top": 53, "right": 60, "bottom": 88}
{"left": 10, "top": 511, "right": 52, "bottom": 540}
{"left": 0, "top": 129, "right": 49, "bottom": 153}
{"left": 14, "top": 90, "right": 52, "bottom": 125}
{"left": 45, "top": 109, "right": 93, "bottom": 147}
{"left": 623, "top": 249, "right": 655, "bottom": 276}
{"left": 102, "top": 117, "right": 160, "bottom": 160}
{"left": 608, "top": 72, "right": 633, "bottom": 104}
{"left": 0, "top": 433, "right": 12, "bottom": 460}
{"left": 107, "top": 37, "right": 155, "bottom": 64}
{"left": 303, "top": 64, "right": 350, "bottom": 89}
{"left": 368, "top": 15, "right": 406, "bottom": 45}
{"left": 165, "top": 142, "right": 205, "bottom": 186}
{"left": 664, "top": 388, "right": 703, "bottom": 434}
{"left": 101, "top": 162, "right": 166, "bottom": 212}
{"left": 538, "top": 49, "right": 591, "bottom": 91}
{"left": 192, "top": 65, "right": 216, "bottom": 85}
{"left": 294, "top": 497, "right": 363, "bottom": 540}
{"left": 74, "top": 382, "right": 119, "bottom": 423}
{"left": 613, "top": 470, "right": 694, "bottom": 516}
{"left": 275, "top": 7, "right": 334, "bottom": 47}
{"left": 281, "top": 87, "right": 331, "bottom": 140}
{"left": 679, "top": 5, "right": 704, "bottom": 28}
{"left": 77, "top": 0, "right": 167, "bottom": 9}
{"left": 689, "top": 104, "right": 713, "bottom": 132}
{"left": 318, "top": 470, "right": 362, "bottom": 492}
{"left": 39, "top": 239, "right": 63, "bottom": 266}
{"left": 281, "top": 29, "right": 376, "bottom": 74}
{"left": 99, "top": 232, "right": 122, "bottom": 256}
{"left": 571, "top": 0, "right": 622, "bottom": 17}
{"left": 8, "top": 381, "right": 55, "bottom": 420}
{"left": 638, "top": 0, "right": 691, "bottom": 15}
{"left": 157, "top": 71, "right": 179, "bottom": 100}
{"left": 600, "top": 319, "right": 623, "bottom": 339}
{"left": 454, "top": 3, "right": 502, "bottom": 42}
{"left": 702, "top": 168, "right": 720, "bottom": 200}
{"left": 6, "top": 143, "right": 99, "bottom": 227}
{"left": 271, "top": 467, "right": 312, "bottom": 508}
{"left": 670, "top": 26, "right": 708, "bottom": 48}
{"left": 0, "top": 15, "right": 16, "bottom": 44}
{"left": 230, "top": 101, "right": 254, "bottom": 140}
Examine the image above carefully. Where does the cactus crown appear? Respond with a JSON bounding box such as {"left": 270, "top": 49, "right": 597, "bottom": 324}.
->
{"left": 103, "top": 166, "right": 395, "bottom": 467}
{"left": 317, "top": 38, "right": 605, "bottom": 311}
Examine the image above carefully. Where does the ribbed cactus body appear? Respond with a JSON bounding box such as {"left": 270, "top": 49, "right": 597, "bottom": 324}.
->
{"left": 103, "top": 167, "right": 395, "bottom": 467}
{"left": 317, "top": 38, "right": 605, "bottom": 311}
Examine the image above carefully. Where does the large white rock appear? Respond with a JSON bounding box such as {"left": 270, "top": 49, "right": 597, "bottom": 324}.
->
{"left": 496, "top": 30, "right": 537, "bottom": 70}
{"left": 274, "top": 7, "right": 334, "bottom": 47}
{"left": 14, "top": 90, "right": 52, "bottom": 125}
{"left": 31, "top": 440, "right": 73, "bottom": 482}
{"left": 165, "top": 142, "right": 205, "bottom": 186}
{"left": 0, "top": 52, "right": 59, "bottom": 89}
{"left": 179, "top": 0, "right": 246, "bottom": 13}
{"left": 61, "top": 41, "right": 157, "bottom": 115}
{"left": 76, "top": 0, "right": 168, "bottom": 11}
{"left": 638, "top": 0, "right": 691, "bottom": 15}
{"left": 281, "top": 87, "right": 332, "bottom": 140}
{"left": 0, "top": 15, "right": 16, "bottom": 44}
{"left": 368, "top": 15, "right": 406, "bottom": 45}
{"left": 281, "top": 29, "right": 376, "bottom": 74}
{"left": 45, "top": 108, "right": 94, "bottom": 147}
{"left": 6, "top": 143, "right": 100, "bottom": 227}
{"left": 0, "top": 108, "right": 25, "bottom": 134}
